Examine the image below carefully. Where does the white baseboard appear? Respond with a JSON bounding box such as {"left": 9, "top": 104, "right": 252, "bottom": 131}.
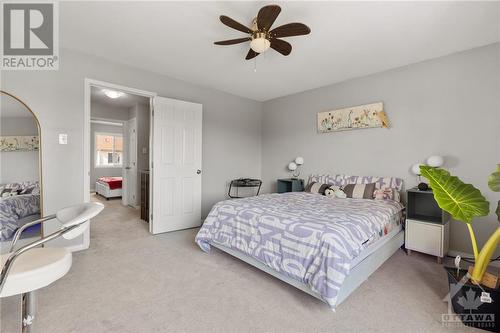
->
{"left": 447, "top": 250, "right": 500, "bottom": 269}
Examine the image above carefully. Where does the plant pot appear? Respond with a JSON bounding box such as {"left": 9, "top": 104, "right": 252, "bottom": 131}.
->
{"left": 445, "top": 267, "right": 499, "bottom": 332}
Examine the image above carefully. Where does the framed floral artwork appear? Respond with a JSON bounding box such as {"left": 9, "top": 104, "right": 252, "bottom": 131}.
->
{"left": 317, "top": 102, "right": 390, "bottom": 133}
{"left": 0, "top": 136, "right": 40, "bottom": 152}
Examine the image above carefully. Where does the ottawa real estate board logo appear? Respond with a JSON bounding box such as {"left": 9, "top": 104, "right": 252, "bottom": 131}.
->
{"left": 1, "top": 1, "right": 59, "bottom": 70}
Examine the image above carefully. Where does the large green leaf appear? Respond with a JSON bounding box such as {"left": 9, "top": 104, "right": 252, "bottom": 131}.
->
{"left": 420, "top": 166, "right": 489, "bottom": 224}
{"left": 488, "top": 164, "right": 500, "bottom": 192}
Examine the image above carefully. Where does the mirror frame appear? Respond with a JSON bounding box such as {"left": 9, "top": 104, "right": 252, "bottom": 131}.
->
{"left": 0, "top": 90, "right": 44, "bottom": 236}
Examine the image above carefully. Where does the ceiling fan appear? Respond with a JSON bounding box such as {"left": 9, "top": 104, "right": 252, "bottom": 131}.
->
{"left": 214, "top": 4, "right": 311, "bottom": 60}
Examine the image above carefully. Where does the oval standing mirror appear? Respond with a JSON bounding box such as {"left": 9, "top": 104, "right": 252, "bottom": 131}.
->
{"left": 0, "top": 91, "right": 42, "bottom": 252}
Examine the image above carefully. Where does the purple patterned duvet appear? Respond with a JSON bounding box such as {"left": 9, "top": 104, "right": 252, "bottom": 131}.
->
{"left": 0, "top": 194, "right": 40, "bottom": 241}
{"left": 195, "top": 192, "right": 404, "bottom": 309}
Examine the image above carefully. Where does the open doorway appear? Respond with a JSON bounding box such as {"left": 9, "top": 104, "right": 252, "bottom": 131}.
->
{"left": 85, "top": 81, "right": 155, "bottom": 236}
{"left": 81, "top": 79, "right": 202, "bottom": 251}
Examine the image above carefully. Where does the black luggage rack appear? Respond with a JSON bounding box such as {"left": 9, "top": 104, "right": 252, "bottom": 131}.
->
{"left": 228, "top": 178, "right": 262, "bottom": 198}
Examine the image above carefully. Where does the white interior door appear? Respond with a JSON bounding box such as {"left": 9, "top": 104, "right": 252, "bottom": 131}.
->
{"left": 125, "top": 118, "right": 138, "bottom": 206}
{"left": 151, "top": 97, "right": 202, "bottom": 234}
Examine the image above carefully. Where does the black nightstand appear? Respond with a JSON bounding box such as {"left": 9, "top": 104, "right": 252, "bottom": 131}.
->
{"left": 277, "top": 178, "right": 304, "bottom": 193}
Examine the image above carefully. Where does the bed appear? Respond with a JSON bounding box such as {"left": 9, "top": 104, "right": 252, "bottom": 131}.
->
{"left": 95, "top": 176, "right": 123, "bottom": 200}
{"left": 0, "top": 195, "right": 41, "bottom": 241}
{"left": 195, "top": 175, "right": 404, "bottom": 310}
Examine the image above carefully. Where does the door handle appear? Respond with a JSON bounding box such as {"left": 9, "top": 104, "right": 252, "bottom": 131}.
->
{"left": 125, "top": 167, "right": 131, "bottom": 170}
{"left": 197, "top": 169, "right": 201, "bottom": 175}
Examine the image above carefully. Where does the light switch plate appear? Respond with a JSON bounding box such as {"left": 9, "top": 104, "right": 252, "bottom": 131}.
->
{"left": 59, "top": 133, "right": 68, "bottom": 144}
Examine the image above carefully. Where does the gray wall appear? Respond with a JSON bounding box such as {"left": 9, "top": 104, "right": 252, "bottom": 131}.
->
{"left": 89, "top": 122, "right": 123, "bottom": 191}
{"left": 4, "top": 43, "right": 496, "bottom": 256}
{"left": 130, "top": 102, "right": 150, "bottom": 205}
{"left": 91, "top": 101, "right": 131, "bottom": 121}
{"left": 2, "top": 48, "right": 262, "bottom": 248}
{"left": 261, "top": 43, "right": 500, "bottom": 256}
{"left": 133, "top": 103, "right": 150, "bottom": 173}
{"left": 0, "top": 117, "right": 39, "bottom": 184}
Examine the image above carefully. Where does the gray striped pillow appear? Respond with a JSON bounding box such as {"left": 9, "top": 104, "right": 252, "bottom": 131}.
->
{"left": 342, "top": 183, "right": 376, "bottom": 199}
{"left": 305, "top": 182, "right": 330, "bottom": 195}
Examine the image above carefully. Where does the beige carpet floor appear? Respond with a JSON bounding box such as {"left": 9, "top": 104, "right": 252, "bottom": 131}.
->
{"left": 1, "top": 195, "right": 478, "bottom": 333}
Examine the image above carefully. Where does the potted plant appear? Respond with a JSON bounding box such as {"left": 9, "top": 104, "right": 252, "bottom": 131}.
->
{"left": 420, "top": 165, "right": 500, "bottom": 331}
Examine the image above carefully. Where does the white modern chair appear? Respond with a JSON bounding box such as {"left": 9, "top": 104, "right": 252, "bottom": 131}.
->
{"left": 0, "top": 202, "right": 104, "bottom": 333}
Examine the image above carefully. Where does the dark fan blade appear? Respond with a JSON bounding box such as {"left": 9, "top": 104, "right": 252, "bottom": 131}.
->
{"left": 270, "top": 38, "right": 292, "bottom": 56}
{"left": 214, "top": 37, "right": 251, "bottom": 45}
{"left": 257, "top": 5, "right": 281, "bottom": 31}
{"left": 220, "top": 15, "right": 253, "bottom": 34}
{"left": 270, "top": 23, "right": 311, "bottom": 38}
{"left": 245, "top": 49, "right": 259, "bottom": 60}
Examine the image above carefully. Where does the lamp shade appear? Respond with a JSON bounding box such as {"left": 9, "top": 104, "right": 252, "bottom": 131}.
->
{"left": 411, "top": 163, "right": 423, "bottom": 175}
{"left": 295, "top": 157, "right": 304, "bottom": 165}
{"left": 288, "top": 162, "right": 297, "bottom": 171}
{"left": 250, "top": 37, "right": 270, "bottom": 53}
{"left": 426, "top": 155, "right": 444, "bottom": 168}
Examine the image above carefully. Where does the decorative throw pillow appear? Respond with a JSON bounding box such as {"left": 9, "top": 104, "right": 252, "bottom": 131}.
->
{"left": 4, "top": 183, "right": 20, "bottom": 191}
{"left": 342, "top": 183, "right": 376, "bottom": 199}
{"left": 346, "top": 175, "right": 404, "bottom": 191}
{"left": 1, "top": 188, "right": 19, "bottom": 198}
{"left": 305, "top": 182, "right": 330, "bottom": 195}
{"left": 324, "top": 187, "right": 335, "bottom": 198}
{"left": 19, "top": 181, "right": 39, "bottom": 195}
{"left": 324, "top": 185, "right": 347, "bottom": 199}
{"left": 308, "top": 174, "right": 349, "bottom": 188}
{"left": 31, "top": 185, "right": 40, "bottom": 196}
{"left": 20, "top": 186, "right": 34, "bottom": 195}
{"left": 373, "top": 187, "right": 401, "bottom": 202}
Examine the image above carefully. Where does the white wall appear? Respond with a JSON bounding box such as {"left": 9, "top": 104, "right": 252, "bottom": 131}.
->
{"left": 261, "top": 43, "right": 500, "bottom": 256}
{"left": 89, "top": 123, "right": 123, "bottom": 191}
{"left": 0, "top": 117, "right": 39, "bottom": 184}
{"left": 2, "top": 48, "right": 262, "bottom": 248}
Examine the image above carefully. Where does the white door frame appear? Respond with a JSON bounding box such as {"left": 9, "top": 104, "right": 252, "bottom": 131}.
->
{"left": 83, "top": 78, "right": 156, "bottom": 250}
{"left": 123, "top": 117, "right": 138, "bottom": 207}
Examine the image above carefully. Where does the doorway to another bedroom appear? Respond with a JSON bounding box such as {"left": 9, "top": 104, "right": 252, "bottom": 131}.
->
{"left": 89, "top": 85, "right": 151, "bottom": 222}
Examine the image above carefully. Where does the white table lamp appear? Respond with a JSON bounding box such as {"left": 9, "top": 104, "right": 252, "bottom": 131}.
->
{"left": 411, "top": 163, "right": 423, "bottom": 175}
{"left": 288, "top": 157, "right": 304, "bottom": 179}
{"left": 426, "top": 155, "right": 444, "bottom": 168}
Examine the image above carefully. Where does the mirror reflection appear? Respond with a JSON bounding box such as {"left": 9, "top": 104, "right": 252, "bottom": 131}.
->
{"left": 0, "top": 92, "right": 42, "bottom": 250}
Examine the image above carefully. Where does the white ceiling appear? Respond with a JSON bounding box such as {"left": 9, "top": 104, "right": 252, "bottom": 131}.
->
{"left": 61, "top": 1, "right": 500, "bottom": 101}
{"left": 91, "top": 86, "right": 150, "bottom": 108}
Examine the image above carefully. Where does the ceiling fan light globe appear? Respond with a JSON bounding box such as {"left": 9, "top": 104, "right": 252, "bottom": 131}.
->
{"left": 250, "top": 37, "right": 270, "bottom": 53}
